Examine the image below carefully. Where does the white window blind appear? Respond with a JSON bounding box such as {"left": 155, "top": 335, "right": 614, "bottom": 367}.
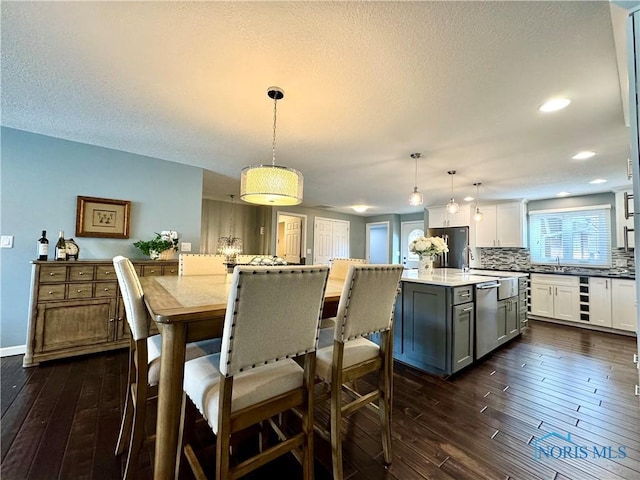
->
{"left": 529, "top": 205, "right": 611, "bottom": 267}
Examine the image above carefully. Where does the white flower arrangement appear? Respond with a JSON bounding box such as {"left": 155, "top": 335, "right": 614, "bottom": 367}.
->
{"left": 409, "top": 235, "right": 448, "bottom": 257}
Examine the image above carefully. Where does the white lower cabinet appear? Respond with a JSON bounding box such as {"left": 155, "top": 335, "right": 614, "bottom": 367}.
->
{"left": 588, "top": 277, "right": 613, "bottom": 327}
{"left": 530, "top": 274, "right": 580, "bottom": 322}
{"left": 611, "top": 279, "right": 637, "bottom": 332}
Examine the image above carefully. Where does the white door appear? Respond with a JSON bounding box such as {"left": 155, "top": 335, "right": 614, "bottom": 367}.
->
{"left": 284, "top": 216, "right": 302, "bottom": 263}
{"left": 314, "top": 218, "right": 334, "bottom": 265}
{"left": 366, "top": 222, "right": 389, "bottom": 264}
{"left": 332, "top": 220, "right": 350, "bottom": 259}
{"left": 401, "top": 221, "right": 424, "bottom": 269}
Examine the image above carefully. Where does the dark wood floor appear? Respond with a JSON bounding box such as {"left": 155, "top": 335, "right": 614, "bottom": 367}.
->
{"left": 2, "top": 320, "right": 639, "bottom": 479}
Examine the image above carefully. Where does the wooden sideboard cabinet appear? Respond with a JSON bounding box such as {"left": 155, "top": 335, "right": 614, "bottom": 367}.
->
{"left": 23, "top": 259, "right": 178, "bottom": 367}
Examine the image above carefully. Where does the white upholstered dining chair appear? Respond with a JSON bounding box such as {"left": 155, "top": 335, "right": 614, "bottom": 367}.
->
{"left": 315, "top": 264, "right": 403, "bottom": 480}
{"left": 179, "top": 253, "right": 227, "bottom": 275}
{"left": 181, "top": 265, "right": 329, "bottom": 480}
{"left": 112, "top": 255, "right": 221, "bottom": 480}
{"left": 328, "top": 258, "right": 367, "bottom": 282}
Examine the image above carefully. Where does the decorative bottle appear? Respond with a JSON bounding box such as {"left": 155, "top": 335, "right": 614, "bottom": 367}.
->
{"left": 37, "top": 230, "right": 49, "bottom": 260}
{"left": 55, "top": 231, "right": 67, "bottom": 261}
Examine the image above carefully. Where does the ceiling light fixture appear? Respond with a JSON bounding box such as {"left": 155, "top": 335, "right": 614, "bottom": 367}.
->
{"left": 538, "top": 98, "right": 571, "bottom": 112}
{"left": 472, "top": 182, "right": 484, "bottom": 222}
{"left": 589, "top": 178, "right": 607, "bottom": 184}
{"left": 351, "top": 205, "right": 370, "bottom": 213}
{"left": 463, "top": 196, "right": 474, "bottom": 202}
{"left": 446, "top": 171, "right": 459, "bottom": 214}
{"left": 240, "top": 86, "right": 303, "bottom": 206}
{"left": 408, "top": 153, "right": 424, "bottom": 206}
{"left": 557, "top": 191, "right": 571, "bottom": 197}
{"left": 217, "top": 195, "right": 243, "bottom": 263}
{"left": 572, "top": 151, "right": 596, "bottom": 160}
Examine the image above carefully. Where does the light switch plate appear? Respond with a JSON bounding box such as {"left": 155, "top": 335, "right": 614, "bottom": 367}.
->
{"left": 181, "top": 242, "right": 192, "bottom": 252}
{"left": 1, "top": 235, "right": 14, "bottom": 248}
{"left": 616, "top": 259, "right": 628, "bottom": 267}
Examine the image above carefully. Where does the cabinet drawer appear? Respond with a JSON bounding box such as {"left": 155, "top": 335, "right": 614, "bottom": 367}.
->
{"left": 142, "top": 266, "right": 162, "bottom": 276}
{"left": 95, "top": 282, "right": 118, "bottom": 298}
{"left": 67, "top": 283, "right": 94, "bottom": 299}
{"left": 38, "top": 284, "right": 66, "bottom": 300}
{"left": 68, "top": 266, "right": 95, "bottom": 281}
{"left": 163, "top": 265, "right": 178, "bottom": 276}
{"left": 452, "top": 286, "right": 474, "bottom": 305}
{"left": 530, "top": 274, "right": 578, "bottom": 287}
{"left": 40, "top": 266, "right": 67, "bottom": 282}
{"left": 96, "top": 266, "right": 117, "bottom": 280}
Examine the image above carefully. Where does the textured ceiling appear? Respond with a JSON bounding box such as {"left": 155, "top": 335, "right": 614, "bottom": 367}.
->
{"left": 1, "top": 1, "right": 633, "bottom": 215}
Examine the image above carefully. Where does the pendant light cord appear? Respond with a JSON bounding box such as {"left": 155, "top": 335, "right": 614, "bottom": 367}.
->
{"left": 228, "top": 195, "right": 235, "bottom": 237}
{"left": 272, "top": 96, "right": 278, "bottom": 167}
{"left": 414, "top": 156, "right": 418, "bottom": 189}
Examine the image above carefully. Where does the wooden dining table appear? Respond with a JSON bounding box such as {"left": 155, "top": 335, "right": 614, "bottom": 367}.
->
{"left": 139, "top": 273, "right": 345, "bottom": 480}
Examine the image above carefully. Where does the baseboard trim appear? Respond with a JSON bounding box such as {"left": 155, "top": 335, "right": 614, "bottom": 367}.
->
{"left": 1, "top": 345, "right": 26, "bottom": 357}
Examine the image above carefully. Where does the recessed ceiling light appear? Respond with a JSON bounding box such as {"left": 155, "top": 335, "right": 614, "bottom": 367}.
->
{"left": 463, "top": 196, "right": 474, "bottom": 202}
{"left": 572, "top": 151, "right": 596, "bottom": 160}
{"left": 556, "top": 191, "right": 571, "bottom": 197}
{"left": 589, "top": 178, "right": 607, "bottom": 184}
{"left": 351, "top": 205, "right": 369, "bottom": 213}
{"left": 538, "top": 98, "right": 571, "bottom": 112}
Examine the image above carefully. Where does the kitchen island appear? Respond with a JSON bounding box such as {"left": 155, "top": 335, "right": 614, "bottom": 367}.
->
{"left": 392, "top": 268, "right": 528, "bottom": 376}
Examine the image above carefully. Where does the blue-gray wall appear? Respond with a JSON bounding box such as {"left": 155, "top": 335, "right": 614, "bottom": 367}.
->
{"left": 367, "top": 211, "right": 425, "bottom": 263}
{"left": 0, "top": 127, "right": 204, "bottom": 349}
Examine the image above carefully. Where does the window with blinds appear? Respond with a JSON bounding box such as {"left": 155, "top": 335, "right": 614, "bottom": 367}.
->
{"left": 529, "top": 205, "right": 611, "bottom": 267}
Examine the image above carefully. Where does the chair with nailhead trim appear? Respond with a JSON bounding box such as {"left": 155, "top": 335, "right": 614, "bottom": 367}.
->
{"left": 315, "top": 264, "right": 403, "bottom": 480}
{"left": 112, "top": 255, "right": 221, "bottom": 480}
{"left": 181, "top": 265, "right": 329, "bottom": 480}
{"left": 179, "top": 253, "right": 228, "bottom": 275}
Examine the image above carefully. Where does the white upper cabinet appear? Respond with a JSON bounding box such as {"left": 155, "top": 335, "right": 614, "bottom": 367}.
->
{"left": 614, "top": 189, "right": 634, "bottom": 249}
{"left": 427, "top": 204, "right": 471, "bottom": 228}
{"left": 475, "top": 202, "right": 527, "bottom": 248}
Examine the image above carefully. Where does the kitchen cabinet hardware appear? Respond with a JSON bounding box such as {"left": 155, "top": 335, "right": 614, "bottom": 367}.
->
{"left": 624, "top": 191, "right": 634, "bottom": 219}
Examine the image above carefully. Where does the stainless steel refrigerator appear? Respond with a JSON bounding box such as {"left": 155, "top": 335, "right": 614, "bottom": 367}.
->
{"left": 426, "top": 226, "right": 470, "bottom": 269}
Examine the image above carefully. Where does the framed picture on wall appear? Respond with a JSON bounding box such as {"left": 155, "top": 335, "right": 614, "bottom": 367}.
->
{"left": 75, "top": 196, "right": 131, "bottom": 238}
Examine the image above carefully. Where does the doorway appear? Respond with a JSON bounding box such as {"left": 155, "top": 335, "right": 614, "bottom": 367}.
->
{"left": 313, "top": 217, "right": 350, "bottom": 265}
{"left": 276, "top": 212, "right": 307, "bottom": 264}
{"left": 401, "top": 220, "right": 425, "bottom": 268}
{"left": 366, "top": 222, "right": 390, "bottom": 264}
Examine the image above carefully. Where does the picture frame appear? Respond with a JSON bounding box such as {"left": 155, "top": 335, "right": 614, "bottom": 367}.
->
{"left": 75, "top": 196, "right": 131, "bottom": 238}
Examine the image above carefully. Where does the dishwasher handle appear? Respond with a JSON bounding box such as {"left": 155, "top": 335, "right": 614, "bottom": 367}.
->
{"left": 476, "top": 282, "right": 500, "bottom": 290}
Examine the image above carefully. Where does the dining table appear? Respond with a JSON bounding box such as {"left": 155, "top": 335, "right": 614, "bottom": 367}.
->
{"left": 139, "top": 272, "right": 345, "bottom": 480}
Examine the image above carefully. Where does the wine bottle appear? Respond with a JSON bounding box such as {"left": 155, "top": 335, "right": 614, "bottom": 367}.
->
{"left": 37, "top": 230, "right": 49, "bottom": 260}
{"left": 55, "top": 231, "right": 67, "bottom": 261}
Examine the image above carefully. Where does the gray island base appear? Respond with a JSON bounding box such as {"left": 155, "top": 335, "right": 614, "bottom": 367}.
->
{"left": 391, "top": 268, "right": 528, "bottom": 377}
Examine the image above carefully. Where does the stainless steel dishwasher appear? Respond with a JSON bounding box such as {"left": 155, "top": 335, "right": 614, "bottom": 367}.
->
{"left": 475, "top": 280, "right": 500, "bottom": 359}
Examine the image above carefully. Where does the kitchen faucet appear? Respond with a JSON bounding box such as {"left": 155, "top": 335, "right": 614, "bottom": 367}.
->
{"left": 461, "top": 245, "right": 473, "bottom": 272}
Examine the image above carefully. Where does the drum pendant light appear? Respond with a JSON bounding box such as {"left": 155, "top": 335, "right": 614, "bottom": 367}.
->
{"left": 408, "top": 153, "right": 424, "bottom": 206}
{"left": 240, "top": 87, "right": 303, "bottom": 206}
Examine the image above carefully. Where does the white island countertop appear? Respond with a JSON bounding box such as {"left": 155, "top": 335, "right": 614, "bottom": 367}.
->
{"left": 466, "top": 269, "right": 529, "bottom": 278}
{"left": 402, "top": 268, "right": 501, "bottom": 287}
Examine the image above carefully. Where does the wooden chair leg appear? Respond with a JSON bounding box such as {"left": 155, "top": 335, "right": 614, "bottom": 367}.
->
{"left": 215, "top": 376, "right": 233, "bottom": 480}
{"left": 330, "top": 382, "right": 343, "bottom": 480}
{"left": 115, "top": 385, "right": 134, "bottom": 455}
{"left": 123, "top": 383, "right": 147, "bottom": 480}
{"left": 302, "top": 353, "right": 315, "bottom": 480}
{"left": 379, "top": 342, "right": 393, "bottom": 465}
{"left": 116, "top": 347, "right": 136, "bottom": 455}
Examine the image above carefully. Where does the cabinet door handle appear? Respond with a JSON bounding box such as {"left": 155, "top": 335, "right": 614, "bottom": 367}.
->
{"left": 103, "top": 287, "right": 110, "bottom": 292}
{"left": 78, "top": 272, "right": 84, "bottom": 275}
{"left": 462, "top": 306, "right": 473, "bottom": 312}
{"left": 105, "top": 270, "right": 112, "bottom": 275}
{"left": 48, "top": 291, "right": 55, "bottom": 295}
{"left": 49, "top": 272, "right": 56, "bottom": 276}
{"left": 624, "top": 191, "right": 634, "bottom": 219}
{"left": 606, "top": 280, "right": 608, "bottom": 289}
{"left": 549, "top": 286, "right": 552, "bottom": 295}
{"left": 77, "top": 289, "right": 83, "bottom": 293}
{"left": 460, "top": 293, "right": 471, "bottom": 297}
{"left": 628, "top": 158, "right": 633, "bottom": 180}
{"left": 109, "top": 318, "right": 115, "bottom": 323}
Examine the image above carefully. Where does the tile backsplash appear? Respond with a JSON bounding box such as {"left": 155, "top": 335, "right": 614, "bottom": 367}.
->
{"left": 478, "top": 247, "right": 635, "bottom": 277}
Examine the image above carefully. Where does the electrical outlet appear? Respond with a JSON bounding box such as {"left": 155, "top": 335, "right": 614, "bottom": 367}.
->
{"left": 181, "top": 242, "right": 192, "bottom": 252}
{"left": 0, "top": 235, "right": 14, "bottom": 248}
{"left": 616, "top": 259, "right": 628, "bottom": 267}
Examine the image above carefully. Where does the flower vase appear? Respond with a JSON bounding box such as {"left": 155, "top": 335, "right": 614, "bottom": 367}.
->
{"left": 158, "top": 249, "right": 175, "bottom": 260}
{"left": 418, "top": 255, "right": 434, "bottom": 276}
